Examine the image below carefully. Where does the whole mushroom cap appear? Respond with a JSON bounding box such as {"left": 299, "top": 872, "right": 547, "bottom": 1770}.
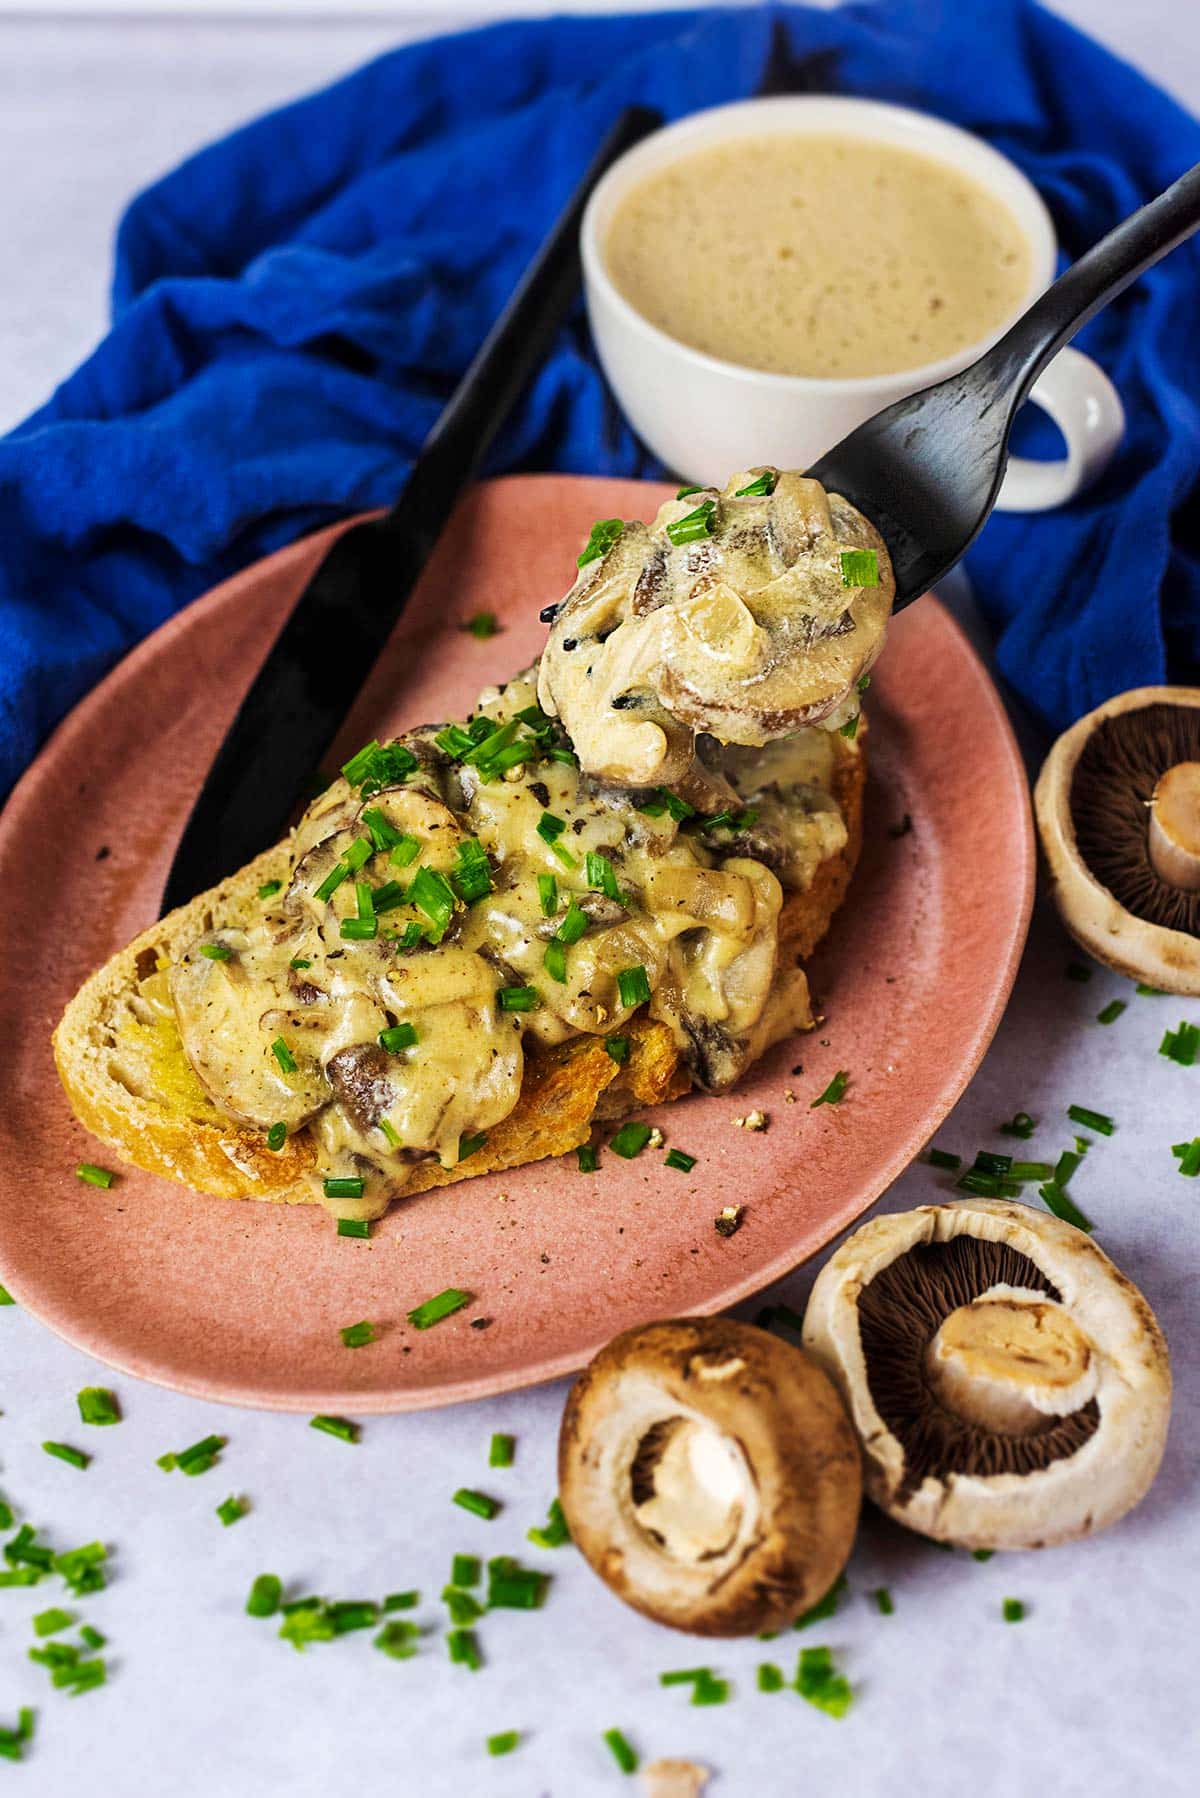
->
{"left": 557, "top": 1316, "right": 861, "bottom": 1636}
{"left": 1035, "top": 685, "right": 1200, "bottom": 993}
{"left": 802, "top": 1199, "right": 1171, "bottom": 1551}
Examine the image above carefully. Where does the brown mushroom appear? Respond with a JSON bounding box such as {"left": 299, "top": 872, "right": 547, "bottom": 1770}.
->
{"left": 557, "top": 1316, "right": 861, "bottom": 1636}
{"left": 1035, "top": 685, "right": 1200, "bottom": 992}
{"left": 803, "top": 1200, "right": 1171, "bottom": 1550}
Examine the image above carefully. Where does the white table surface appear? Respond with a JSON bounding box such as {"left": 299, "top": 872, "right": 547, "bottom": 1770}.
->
{"left": 1, "top": 8, "right": 1197, "bottom": 1796}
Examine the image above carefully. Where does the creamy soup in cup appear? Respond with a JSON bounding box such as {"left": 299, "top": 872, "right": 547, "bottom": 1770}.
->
{"left": 582, "top": 97, "right": 1123, "bottom": 512}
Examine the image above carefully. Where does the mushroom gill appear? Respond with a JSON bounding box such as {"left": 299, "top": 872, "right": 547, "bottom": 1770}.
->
{"left": 1070, "top": 702, "right": 1200, "bottom": 934}
{"left": 856, "top": 1237, "right": 1100, "bottom": 1501}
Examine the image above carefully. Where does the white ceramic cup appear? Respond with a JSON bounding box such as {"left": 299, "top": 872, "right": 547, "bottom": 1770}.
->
{"left": 581, "top": 96, "right": 1124, "bottom": 512}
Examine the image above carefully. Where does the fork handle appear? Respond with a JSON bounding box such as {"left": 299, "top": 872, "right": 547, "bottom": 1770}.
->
{"left": 986, "top": 161, "right": 1200, "bottom": 403}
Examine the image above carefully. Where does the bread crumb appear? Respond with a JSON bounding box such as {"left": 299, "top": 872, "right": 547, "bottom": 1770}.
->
{"left": 784, "top": 1090, "right": 796, "bottom": 1104}
{"left": 715, "top": 1204, "right": 744, "bottom": 1238}
{"left": 743, "top": 1109, "right": 768, "bottom": 1132}
{"left": 646, "top": 1127, "right": 664, "bottom": 1149}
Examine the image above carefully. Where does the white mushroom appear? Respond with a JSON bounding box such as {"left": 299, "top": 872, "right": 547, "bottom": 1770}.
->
{"left": 1035, "top": 684, "right": 1200, "bottom": 993}
{"left": 802, "top": 1199, "right": 1171, "bottom": 1550}
{"left": 558, "top": 1317, "right": 861, "bottom": 1635}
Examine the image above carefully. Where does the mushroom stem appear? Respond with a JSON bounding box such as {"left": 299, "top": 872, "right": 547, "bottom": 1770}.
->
{"left": 1148, "top": 761, "right": 1200, "bottom": 890}
{"left": 925, "top": 1291, "right": 1096, "bottom": 1437}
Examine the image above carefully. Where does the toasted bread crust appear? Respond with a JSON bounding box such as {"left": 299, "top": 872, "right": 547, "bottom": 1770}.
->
{"left": 54, "top": 739, "right": 865, "bottom": 1207}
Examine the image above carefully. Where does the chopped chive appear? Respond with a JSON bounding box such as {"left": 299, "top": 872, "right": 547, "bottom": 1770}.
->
{"left": 453, "top": 1489, "right": 499, "bottom": 1521}
{"left": 1002, "top": 1598, "right": 1026, "bottom": 1623}
{"left": 323, "top": 1176, "right": 364, "bottom": 1200}
{"left": 839, "top": 548, "right": 878, "bottom": 586}
{"left": 635, "top": 794, "right": 668, "bottom": 818}
{"left": 408, "top": 1288, "right": 471, "bottom": 1330}
{"left": 617, "top": 964, "right": 651, "bottom": 1009}
{"left": 309, "top": 1415, "right": 359, "bottom": 1444}
{"left": 75, "top": 1164, "right": 114, "bottom": 1190}
{"left": 927, "top": 1148, "right": 961, "bottom": 1169}
{"left": 1160, "top": 1021, "right": 1200, "bottom": 1065}
{"left": 199, "top": 942, "right": 234, "bottom": 961}
{"left": 734, "top": 469, "right": 777, "bottom": 497}
{"left": 257, "top": 880, "right": 282, "bottom": 900}
{"left": 340, "top": 1320, "right": 377, "bottom": 1349}
{"left": 452, "top": 1554, "right": 481, "bottom": 1587}
{"left": 675, "top": 483, "right": 705, "bottom": 499}
{"left": 839, "top": 713, "right": 860, "bottom": 740}
{"left": 811, "top": 1070, "right": 849, "bottom": 1108}
{"left": 758, "top": 1662, "right": 785, "bottom": 1691}
{"left": 271, "top": 1037, "right": 297, "bottom": 1074}
{"left": 314, "top": 860, "right": 350, "bottom": 903}
{"left": 336, "top": 1216, "right": 371, "bottom": 1239}
{"left": 487, "top": 1732, "right": 520, "bottom": 1757}
{"left": 383, "top": 1591, "right": 419, "bottom": 1611}
{"left": 76, "top": 1388, "right": 120, "bottom": 1427}
{"left": 857, "top": 673, "right": 871, "bottom": 693}
{"left": 170, "top": 1434, "right": 224, "bottom": 1476}
{"left": 1174, "top": 1137, "right": 1200, "bottom": 1177}
{"left": 390, "top": 834, "right": 421, "bottom": 868}
{"left": 379, "top": 1022, "right": 418, "bottom": 1053}
{"left": 1067, "top": 1104, "right": 1113, "bottom": 1136}
{"left": 690, "top": 1671, "right": 729, "bottom": 1705}
{"left": 972, "top": 1549, "right": 995, "bottom": 1562}
{"left": 216, "top": 1495, "right": 248, "bottom": 1527}
{"left": 659, "top": 1667, "right": 710, "bottom": 1687}
{"left": 610, "top": 1121, "right": 652, "bottom": 1160}
{"left": 1065, "top": 961, "right": 1093, "bottom": 983}
{"left": 577, "top": 518, "right": 625, "bottom": 568}
{"left": 543, "top": 939, "right": 567, "bottom": 984}
{"left": 489, "top": 1434, "right": 515, "bottom": 1469}
{"left": 435, "top": 724, "right": 476, "bottom": 760}
{"left": 374, "top": 1619, "right": 419, "bottom": 1660}
{"left": 452, "top": 837, "right": 493, "bottom": 903}
{"left": 666, "top": 500, "right": 716, "bottom": 546}
{"left": 1097, "top": 999, "right": 1127, "bottom": 1025}
{"left": 42, "top": 1443, "right": 89, "bottom": 1471}
{"left": 526, "top": 1497, "right": 571, "bottom": 1550}
{"left": 972, "top": 1150, "right": 1012, "bottom": 1177}
{"left": 465, "top": 610, "right": 499, "bottom": 639}
{"left": 794, "top": 1573, "right": 846, "bottom": 1630}
{"left": 341, "top": 739, "right": 418, "bottom": 790}
{"left": 605, "top": 1036, "right": 630, "bottom": 1065}
{"left": 371, "top": 880, "right": 407, "bottom": 913}
{"left": 442, "top": 1586, "right": 483, "bottom": 1625}
{"left": 537, "top": 873, "right": 558, "bottom": 916}
{"left": 339, "top": 915, "right": 377, "bottom": 941}
{"left": 536, "top": 810, "right": 567, "bottom": 843}
{"left": 409, "top": 866, "right": 457, "bottom": 939}
{"left": 246, "top": 1574, "right": 282, "bottom": 1618}
{"left": 0, "top": 1285, "right": 14, "bottom": 1306}
{"left": 1038, "top": 1181, "right": 1093, "bottom": 1232}
{"left": 1010, "top": 1161, "right": 1054, "bottom": 1182}
{"left": 1054, "top": 1149, "right": 1082, "bottom": 1187}
{"left": 664, "top": 1148, "right": 696, "bottom": 1173}
{"left": 999, "top": 1111, "right": 1036, "bottom": 1139}
{"left": 577, "top": 1143, "right": 598, "bottom": 1173}
{"left": 498, "top": 984, "right": 539, "bottom": 1013}
{"left": 1136, "top": 982, "right": 1164, "bottom": 996}
{"left": 556, "top": 900, "right": 588, "bottom": 947}
{"left": 656, "top": 786, "right": 696, "bottom": 822}
{"left": 586, "top": 850, "right": 625, "bottom": 904}
{"left": 458, "top": 1131, "right": 488, "bottom": 1163}
{"left": 50, "top": 1543, "right": 106, "bottom": 1596}
{"left": 32, "top": 1607, "right": 73, "bottom": 1637}
{"left": 873, "top": 1587, "right": 895, "bottom": 1615}
{"left": 290, "top": 957, "right": 311, "bottom": 970}
{"left": 328, "top": 1600, "right": 379, "bottom": 1635}
{"left": 603, "top": 1728, "right": 638, "bottom": 1775}
{"left": 447, "top": 1627, "right": 482, "bottom": 1670}
{"left": 79, "top": 1626, "right": 105, "bottom": 1650}
{"left": 795, "top": 1644, "right": 853, "bottom": 1718}
{"left": 266, "top": 1122, "right": 287, "bottom": 1152}
{"left": 486, "top": 1557, "right": 548, "bottom": 1609}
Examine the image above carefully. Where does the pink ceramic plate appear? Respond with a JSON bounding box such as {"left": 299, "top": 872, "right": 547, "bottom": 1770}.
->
{"left": 0, "top": 476, "right": 1033, "bottom": 1412}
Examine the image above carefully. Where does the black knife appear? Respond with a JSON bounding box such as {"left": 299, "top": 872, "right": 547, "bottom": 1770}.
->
{"left": 160, "top": 105, "right": 662, "bottom": 916}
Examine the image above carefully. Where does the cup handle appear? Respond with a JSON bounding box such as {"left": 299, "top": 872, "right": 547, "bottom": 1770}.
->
{"left": 995, "top": 345, "right": 1125, "bottom": 513}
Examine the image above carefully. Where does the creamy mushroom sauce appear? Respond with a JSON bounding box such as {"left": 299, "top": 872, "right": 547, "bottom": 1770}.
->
{"left": 537, "top": 468, "right": 892, "bottom": 794}
{"left": 169, "top": 667, "right": 853, "bottom": 1222}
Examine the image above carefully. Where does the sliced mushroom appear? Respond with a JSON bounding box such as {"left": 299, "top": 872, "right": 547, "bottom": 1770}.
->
{"left": 557, "top": 1317, "right": 861, "bottom": 1636}
{"left": 538, "top": 468, "right": 892, "bottom": 787}
{"left": 802, "top": 1200, "right": 1171, "bottom": 1550}
{"left": 1035, "top": 685, "right": 1200, "bottom": 992}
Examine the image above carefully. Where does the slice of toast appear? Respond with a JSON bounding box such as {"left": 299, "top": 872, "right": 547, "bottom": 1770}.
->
{"left": 53, "top": 739, "right": 864, "bottom": 1207}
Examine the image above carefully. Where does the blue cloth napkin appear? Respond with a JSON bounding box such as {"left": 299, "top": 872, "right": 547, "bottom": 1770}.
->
{"left": 3, "top": 0, "right": 1199, "bottom": 800}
